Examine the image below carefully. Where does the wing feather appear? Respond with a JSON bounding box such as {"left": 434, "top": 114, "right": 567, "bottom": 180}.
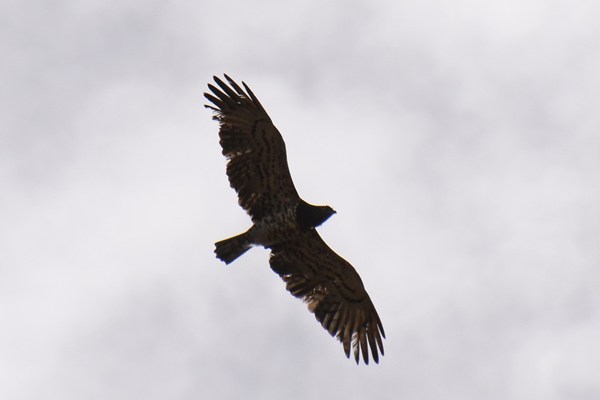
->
{"left": 269, "top": 230, "right": 385, "bottom": 365}
{"left": 204, "top": 75, "right": 299, "bottom": 221}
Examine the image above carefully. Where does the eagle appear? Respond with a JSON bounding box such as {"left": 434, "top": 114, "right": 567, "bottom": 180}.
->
{"left": 205, "top": 75, "right": 385, "bottom": 364}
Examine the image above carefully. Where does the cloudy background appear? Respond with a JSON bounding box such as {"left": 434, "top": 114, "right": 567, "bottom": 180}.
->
{"left": 2, "top": 0, "right": 599, "bottom": 398}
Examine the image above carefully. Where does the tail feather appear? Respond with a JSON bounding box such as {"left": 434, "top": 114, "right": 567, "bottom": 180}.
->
{"left": 215, "top": 233, "right": 252, "bottom": 264}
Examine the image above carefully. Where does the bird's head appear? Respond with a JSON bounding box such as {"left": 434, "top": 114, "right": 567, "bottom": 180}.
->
{"left": 296, "top": 201, "right": 336, "bottom": 230}
{"left": 314, "top": 205, "right": 336, "bottom": 226}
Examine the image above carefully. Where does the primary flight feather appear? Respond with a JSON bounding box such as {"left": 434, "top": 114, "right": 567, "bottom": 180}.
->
{"left": 205, "top": 75, "right": 385, "bottom": 364}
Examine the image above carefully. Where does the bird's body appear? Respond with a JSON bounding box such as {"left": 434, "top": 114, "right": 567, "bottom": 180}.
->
{"left": 205, "top": 75, "right": 385, "bottom": 364}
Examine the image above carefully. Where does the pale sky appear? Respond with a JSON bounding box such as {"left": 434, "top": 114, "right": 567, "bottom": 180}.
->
{"left": 2, "top": 1, "right": 600, "bottom": 399}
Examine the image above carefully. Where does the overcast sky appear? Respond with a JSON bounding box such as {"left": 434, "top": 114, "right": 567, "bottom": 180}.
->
{"left": 2, "top": 0, "right": 600, "bottom": 399}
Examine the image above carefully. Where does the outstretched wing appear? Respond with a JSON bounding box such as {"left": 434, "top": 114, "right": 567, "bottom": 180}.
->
{"left": 269, "top": 230, "right": 385, "bottom": 364}
{"left": 204, "top": 75, "right": 299, "bottom": 221}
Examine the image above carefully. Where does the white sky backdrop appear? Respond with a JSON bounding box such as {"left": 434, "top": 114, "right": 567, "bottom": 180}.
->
{"left": 2, "top": 0, "right": 599, "bottom": 399}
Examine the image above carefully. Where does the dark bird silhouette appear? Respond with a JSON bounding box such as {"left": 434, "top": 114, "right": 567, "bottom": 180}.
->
{"left": 205, "top": 75, "right": 385, "bottom": 364}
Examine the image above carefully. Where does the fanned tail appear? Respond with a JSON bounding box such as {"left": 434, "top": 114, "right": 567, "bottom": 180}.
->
{"left": 215, "top": 233, "right": 252, "bottom": 264}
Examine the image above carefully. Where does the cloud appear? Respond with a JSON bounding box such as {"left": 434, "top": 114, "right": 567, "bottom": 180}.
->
{"left": 2, "top": 0, "right": 599, "bottom": 399}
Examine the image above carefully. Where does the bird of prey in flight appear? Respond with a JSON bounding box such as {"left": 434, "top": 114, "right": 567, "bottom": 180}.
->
{"left": 205, "top": 75, "right": 385, "bottom": 364}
